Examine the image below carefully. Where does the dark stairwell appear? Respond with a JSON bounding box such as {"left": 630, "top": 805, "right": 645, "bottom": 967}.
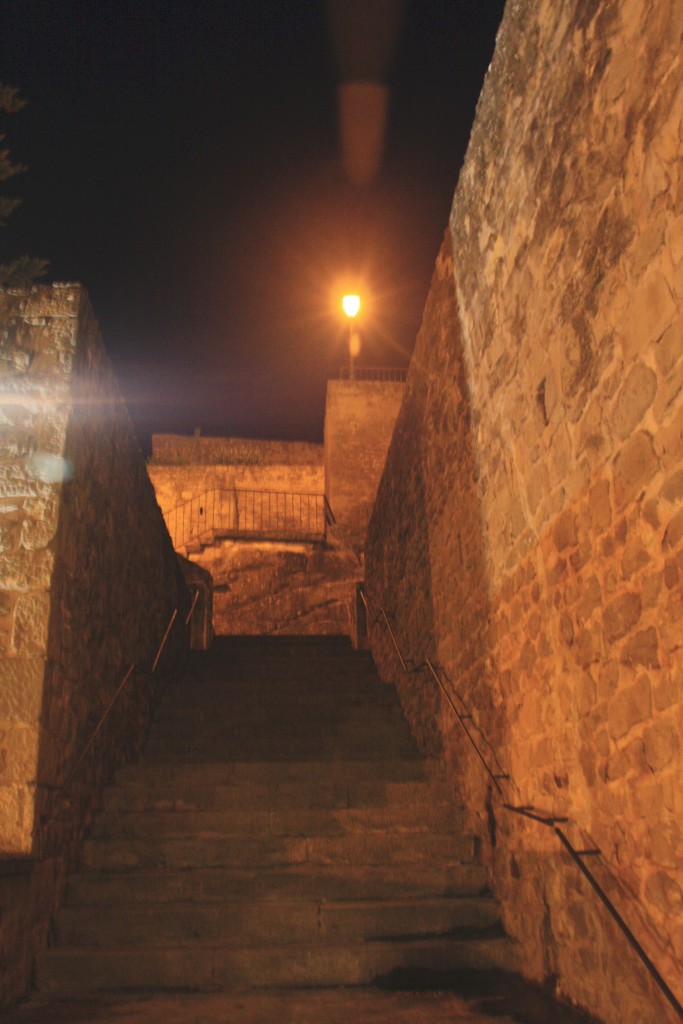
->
{"left": 35, "top": 636, "right": 513, "bottom": 994}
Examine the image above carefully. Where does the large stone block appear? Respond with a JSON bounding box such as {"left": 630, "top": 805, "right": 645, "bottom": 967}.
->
{"left": 602, "top": 592, "right": 642, "bottom": 643}
{"left": 663, "top": 507, "right": 683, "bottom": 550}
{"left": 654, "top": 316, "right": 683, "bottom": 377}
{"left": 612, "top": 431, "right": 660, "bottom": 509}
{"left": 11, "top": 592, "right": 51, "bottom": 657}
{"left": 0, "top": 658, "right": 45, "bottom": 723}
{"left": 620, "top": 273, "right": 677, "bottom": 359}
{"left": 611, "top": 362, "right": 657, "bottom": 440}
{"left": 0, "top": 549, "right": 54, "bottom": 591}
{"left": 0, "top": 724, "right": 40, "bottom": 785}
{"left": 620, "top": 626, "right": 661, "bottom": 669}
{"left": 643, "top": 718, "right": 679, "bottom": 771}
{"left": 0, "top": 783, "right": 35, "bottom": 855}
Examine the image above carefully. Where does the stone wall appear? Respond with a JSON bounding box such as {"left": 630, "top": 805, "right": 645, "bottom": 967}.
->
{"left": 147, "top": 460, "right": 324, "bottom": 526}
{"left": 0, "top": 285, "right": 190, "bottom": 1006}
{"left": 366, "top": 3, "right": 683, "bottom": 1023}
{"left": 147, "top": 436, "right": 347, "bottom": 636}
{"left": 151, "top": 433, "right": 324, "bottom": 471}
{"left": 324, "top": 380, "right": 404, "bottom": 549}
{"left": 197, "top": 538, "right": 360, "bottom": 637}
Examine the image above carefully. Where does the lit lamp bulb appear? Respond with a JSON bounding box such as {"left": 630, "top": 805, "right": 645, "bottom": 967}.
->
{"left": 342, "top": 294, "right": 360, "bottom": 318}
{"left": 342, "top": 294, "right": 361, "bottom": 379}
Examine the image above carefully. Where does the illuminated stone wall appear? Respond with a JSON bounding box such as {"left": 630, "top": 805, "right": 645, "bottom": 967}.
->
{"left": 366, "top": 3, "right": 683, "bottom": 1022}
{"left": 324, "top": 379, "right": 405, "bottom": 549}
{"left": 147, "top": 436, "right": 325, "bottom": 518}
{"left": 196, "top": 539, "right": 360, "bottom": 637}
{"left": 0, "top": 285, "right": 189, "bottom": 1005}
{"left": 147, "top": 437, "right": 349, "bottom": 636}
{"left": 151, "top": 433, "right": 325, "bottom": 470}
{"left": 148, "top": 380, "right": 403, "bottom": 637}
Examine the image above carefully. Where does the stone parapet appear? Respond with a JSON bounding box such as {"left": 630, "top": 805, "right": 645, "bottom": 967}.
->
{"left": 151, "top": 433, "right": 324, "bottom": 468}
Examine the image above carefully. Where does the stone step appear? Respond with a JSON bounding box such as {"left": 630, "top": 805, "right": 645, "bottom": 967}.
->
{"left": 36, "top": 934, "right": 519, "bottom": 995}
{"left": 66, "top": 862, "right": 489, "bottom": 907}
{"left": 39, "top": 638, "right": 507, "bottom": 1004}
{"left": 160, "top": 672, "right": 391, "bottom": 694}
{"left": 162, "top": 663, "right": 385, "bottom": 687}
{"left": 114, "top": 758, "right": 435, "bottom": 788}
{"left": 103, "top": 776, "right": 450, "bottom": 814}
{"left": 151, "top": 691, "right": 407, "bottom": 718}
{"left": 79, "top": 832, "right": 476, "bottom": 872}
{"left": 156, "top": 684, "right": 401, "bottom": 710}
{"left": 151, "top": 700, "right": 409, "bottom": 721}
{"left": 145, "top": 722, "right": 411, "bottom": 750}
{"left": 162, "top": 652, "right": 380, "bottom": 685}
{"left": 91, "top": 802, "right": 463, "bottom": 840}
{"left": 54, "top": 896, "right": 500, "bottom": 947}
{"left": 142, "top": 728, "right": 418, "bottom": 762}
{"left": 145, "top": 708, "right": 416, "bottom": 732}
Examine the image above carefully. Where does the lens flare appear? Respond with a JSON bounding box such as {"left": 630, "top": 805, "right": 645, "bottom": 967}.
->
{"left": 27, "top": 451, "right": 74, "bottom": 483}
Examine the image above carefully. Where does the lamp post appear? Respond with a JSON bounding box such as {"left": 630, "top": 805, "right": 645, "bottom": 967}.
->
{"left": 342, "top": 294, "right": 361, "bottom": 380}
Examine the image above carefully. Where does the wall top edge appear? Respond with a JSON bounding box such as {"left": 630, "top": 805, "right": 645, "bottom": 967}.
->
{"left": 326, "top": 379, "right": 406, "bottom": 392}
{"left": 150, "top": 433, "right": 325, "bottom": 467}
{"left": 0, "top": 282, "right": 85, "bottom": 294}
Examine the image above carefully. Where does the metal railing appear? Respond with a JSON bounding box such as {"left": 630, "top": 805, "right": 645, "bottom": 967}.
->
{"left": 39, "top": 592, "right": 200, "bottom": 851}
{"left": 360, "top": 588, "right": 683, "bottom": 1021}
{"left": 56, "top": 600, "right": 194, "bottom": 795}
{"left": 162, "top": 489, "right": 333, "bottom": 551}
{"left": 338, "top": 365, "right": 408, "bottom": 382}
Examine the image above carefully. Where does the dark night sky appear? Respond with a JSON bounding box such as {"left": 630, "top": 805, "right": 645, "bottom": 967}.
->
{"left": 1, "top": 0, "right": 505, "bottom": 451}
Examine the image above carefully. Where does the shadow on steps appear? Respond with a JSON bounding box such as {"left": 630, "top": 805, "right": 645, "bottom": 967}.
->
{"left": 373, "top": 968, "right": 604, "bottom": 1024}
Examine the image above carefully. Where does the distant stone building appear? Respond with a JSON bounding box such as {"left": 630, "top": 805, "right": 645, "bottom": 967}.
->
{"left": 147, "top": 375, "right": 404, "bottom": 639}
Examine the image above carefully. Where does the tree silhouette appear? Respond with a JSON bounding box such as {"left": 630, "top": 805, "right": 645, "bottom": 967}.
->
{"left": 0, "top": 84, "right": 48, "bottom": 287}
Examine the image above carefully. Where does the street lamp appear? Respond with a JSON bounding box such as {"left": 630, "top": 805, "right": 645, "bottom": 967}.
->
{"left": 342, "top": 294, "right": 361, "bottom": 380}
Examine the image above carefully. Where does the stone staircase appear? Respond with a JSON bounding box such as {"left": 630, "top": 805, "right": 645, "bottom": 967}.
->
{"left": 36, "top": 637, "right": 516, "bottom": 995}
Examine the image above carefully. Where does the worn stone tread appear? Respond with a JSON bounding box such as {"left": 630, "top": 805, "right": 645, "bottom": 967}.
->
{"left": 80, "top": 831, "right": 476, "bottom": 871}
{"left": 115, "top": 758, "right": 436, "bottom": 786}
{"left": 92, "top": 802, "right": 463, "bottom": 840}
{"left": 53, "top": 896, "right": 501, "bottom": 947}
{"left": 65, "top": 862, "right": 490, "bottom": 907}
{"left": 40, "top": 637, "right": 505, "bottom": 998}
{"left": 36, "top": 936, "right": 519, "bottom": 994}
{"left": 103, "top": 777, "right": 452, "bottom": 813}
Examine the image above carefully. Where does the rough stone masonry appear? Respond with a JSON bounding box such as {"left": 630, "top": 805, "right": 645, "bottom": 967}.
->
{"left": 0, "top": 285, "right": 189, "bottom": 1005}
{"left": 366, "top": 2, "right": 682, "bottom": 1023}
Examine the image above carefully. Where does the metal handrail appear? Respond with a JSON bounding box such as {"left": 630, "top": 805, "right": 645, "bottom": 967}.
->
{"left": 47, "top": 595, "right": 198, "bottom": 803}
{"left": 162, "top": 488, "right": 330, "bottom": 551}
{"left": 323, "top": 494, "right": 336, "bottom": 526}
{"left": 185, "top": 588, "right": 200, "bottom": 626}
{"left": 425, "top": 657, "right": 510, "bottom": 796}
{"left": 57, "top": 662, "right": 136, "bottom": 796}
{"left": 360, "top": 588, "right": 683, "bottom": 1021}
